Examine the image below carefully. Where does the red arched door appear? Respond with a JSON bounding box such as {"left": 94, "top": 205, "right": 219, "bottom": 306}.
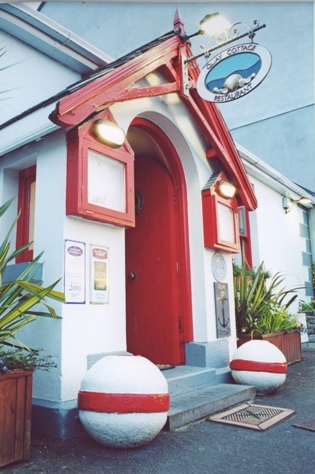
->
{"left": 126, "top": 149, "right": 194, "bottom": 365}
{"left": 126, "top": 119, "right": 192, "bottom": 365}
{"left": 126, "top": 155, "right": 178, "bottom": 364}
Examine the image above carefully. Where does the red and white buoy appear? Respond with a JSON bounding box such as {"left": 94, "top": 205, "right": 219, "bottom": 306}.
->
{"left": 78, "top": 354, "right": 170, "bottom": 448}
{"left": 230, "top": 340, "right": 287, "bottom": 394}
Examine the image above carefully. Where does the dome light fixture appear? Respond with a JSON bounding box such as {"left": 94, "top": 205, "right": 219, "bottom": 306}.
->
{"left": 282, "top": 193, "right": 313, "bottom": 213}
{"left": 217, "top": 180, "right": 236, "bottom": 199}
{"left": 93, "top": 119, "right": 125, "bottom": 147}
{"left": 179, "top": 11, "right": 266, "bottom": 95}
{"left": 199, "top": 13, "right": 232, "bottom": 37}
{"left": 298, "top": 197, "right": 312, "bottom": 206}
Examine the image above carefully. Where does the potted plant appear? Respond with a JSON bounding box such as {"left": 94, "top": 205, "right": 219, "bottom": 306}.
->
{"left": 299, "top": 300, "right": 315, "bottom": 315}
{"left": 298, "top": 300, "right": 315, "bottom": 336}
{"left": 0, "top": 199, "right": 64, "bottom": 468}
{"left": 233, "top": 263, "right": 271, "bottom": 294}
{"left": 234, "top": 262, "right": 304, "bottom": 364}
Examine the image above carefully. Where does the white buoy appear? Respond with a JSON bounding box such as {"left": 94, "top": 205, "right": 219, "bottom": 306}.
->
{"left": 78, "top": 354, "right": 169, "bottom": 448}
{"left": 230, "top": 340, "right": 287, "bottom": 394}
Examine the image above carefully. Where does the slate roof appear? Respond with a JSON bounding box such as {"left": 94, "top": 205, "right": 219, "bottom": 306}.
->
{"left": 0, "top": 30, "right": 176, "bottom": 131}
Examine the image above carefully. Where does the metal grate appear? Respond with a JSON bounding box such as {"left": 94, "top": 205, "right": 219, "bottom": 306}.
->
{"left": 293, "top": 417, "right": 315, "bottom": 432}
{"left": 208, "top": 403, "right": 295, "bottom": 431}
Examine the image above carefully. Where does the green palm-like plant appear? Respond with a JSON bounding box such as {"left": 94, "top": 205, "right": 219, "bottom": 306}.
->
{"left": 234, "top": 262, "right": 303, "bottom": 335}
{"left": 250, "top": 304, "right": 300, "bottom": 335}
{"left": 0, "top": 198, "right": 64, "bottom": 351}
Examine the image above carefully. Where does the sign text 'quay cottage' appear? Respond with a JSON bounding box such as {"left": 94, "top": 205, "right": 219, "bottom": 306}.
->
{"left": 197, "top": 43, "right": 272, "bottom": 103}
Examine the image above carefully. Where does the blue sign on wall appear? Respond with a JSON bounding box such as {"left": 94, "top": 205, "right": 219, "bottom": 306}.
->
{"left": 197, "top": 43, "right": 272, "bottom": 103}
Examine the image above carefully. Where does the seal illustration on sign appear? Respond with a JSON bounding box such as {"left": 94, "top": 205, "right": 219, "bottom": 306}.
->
{"left": 213, "top": 72, "right": 256, "bottom": 94}
{"left": 206, "top": 51, "right": 261, "bottom": 94}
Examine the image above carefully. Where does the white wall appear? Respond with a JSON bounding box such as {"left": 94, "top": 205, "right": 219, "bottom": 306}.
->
{"left": 0, "top": 131, "right": 65, "bottom": 400}
{"left": 35, "top": 131, "right": 128, "bottom": 401}
{"left": 61, "top": 219, "right": 126, "bottom": 400}
{"left": 0, "top": 129, "right": 130, "bottom": 401}
{"left": 249, "top": 177, "right": 310, "bottom": 313}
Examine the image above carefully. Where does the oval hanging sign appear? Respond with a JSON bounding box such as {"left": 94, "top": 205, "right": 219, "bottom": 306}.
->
{"left": 197, "top": 43, "right": 272, "bottom": 103}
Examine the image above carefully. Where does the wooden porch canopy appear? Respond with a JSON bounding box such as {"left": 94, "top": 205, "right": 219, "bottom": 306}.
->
{"left": 50, "top": 13, "right": 257, "bottom": 211}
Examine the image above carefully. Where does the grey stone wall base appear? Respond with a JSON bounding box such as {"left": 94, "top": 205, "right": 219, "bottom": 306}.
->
{"left": 32, "top": 402, "right": 85, "bottom": 440}
{"left": 185, "top": 340, "right": 230, "bottom": 369}
{"left": 32, "top": 352, "right": 134, "bottom": 439}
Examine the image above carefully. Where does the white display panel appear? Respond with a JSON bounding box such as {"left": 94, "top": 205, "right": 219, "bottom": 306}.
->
{"left": 218, "top": 202, "right": 235, "bottom": 243}
{"left": 88, "top": 150, "right": 126, "bottom": 212}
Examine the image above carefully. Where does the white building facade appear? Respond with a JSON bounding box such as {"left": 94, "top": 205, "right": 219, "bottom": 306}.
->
{"left": 0, "top": 3, "right": 314, "bottom": 438}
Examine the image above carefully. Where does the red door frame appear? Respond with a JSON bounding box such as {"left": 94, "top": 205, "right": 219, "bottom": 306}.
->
{"left": 16, "top": 165, "right": 36, "bottom": 263}
{"left": 129, "top": 117, "right": 193, "bottom": 360}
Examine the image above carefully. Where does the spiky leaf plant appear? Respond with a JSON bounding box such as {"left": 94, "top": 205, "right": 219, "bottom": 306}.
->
{"left": 0, "top": 198, "right": 64, "bottom": 367}
{"left": 234, "top": 261, "right": 303, "bottom": 336}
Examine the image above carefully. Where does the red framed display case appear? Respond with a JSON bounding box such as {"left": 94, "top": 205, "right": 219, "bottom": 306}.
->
{"left": 66, "top": 109, "right": 135, "bottom": 228}
{"left": 202, "top": 172, "right": 240, "bottom": 253}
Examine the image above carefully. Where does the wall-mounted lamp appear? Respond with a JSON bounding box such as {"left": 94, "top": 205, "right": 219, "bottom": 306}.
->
{"left": 93, "top": 119, "right": 125, "bottom": 147}
{"left": 179, "top": 12, "right": 266, "bottom": 95}
{"left": 182, "top": 13, "right": 266, "bottom": 63}
{"left": 199, "top": 13, "right": 232, "bottom": 38}
{"left": 217, "top": 180, "right": 236, "bottom": 199}
{"left": 282, "top": 194, "right": 313, "bottom": 214}
{"left": 298, "top": 197, "right": 312, "bottom": 206}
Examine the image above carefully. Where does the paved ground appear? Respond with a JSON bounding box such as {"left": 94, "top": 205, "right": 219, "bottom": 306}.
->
{"left": 2, "top": 345, "right": 315, "bottom": 474}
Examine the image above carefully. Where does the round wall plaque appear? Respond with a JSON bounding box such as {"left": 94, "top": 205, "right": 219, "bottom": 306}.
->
{"left": 211, "top": 253, "right": 227, "bottom": 282}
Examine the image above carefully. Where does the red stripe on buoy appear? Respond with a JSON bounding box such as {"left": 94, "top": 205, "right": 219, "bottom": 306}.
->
{"left": 78, "top": 391, "right": 170, "bottom": 413}
{"left": 230, "top": 359, "right": 287, "bottom": 374}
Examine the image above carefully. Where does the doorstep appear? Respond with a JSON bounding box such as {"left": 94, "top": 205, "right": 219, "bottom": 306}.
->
{"left": 162, "top": 365, "right": 255, "bottom": 431}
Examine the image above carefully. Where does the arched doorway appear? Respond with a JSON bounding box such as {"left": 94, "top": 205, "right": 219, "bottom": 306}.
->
{"left": 125, "top": 118, "right": 192, "bottom": 366}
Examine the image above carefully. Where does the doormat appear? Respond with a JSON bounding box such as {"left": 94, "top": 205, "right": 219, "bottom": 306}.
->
{"left": 207, "top": 403, "right": 295, "bottom": 431}
{"left": 156, "top": 364, "right": 175, "bottom": 371}
{"left": 293, "top": 417, "right": 315, "bottom": 432}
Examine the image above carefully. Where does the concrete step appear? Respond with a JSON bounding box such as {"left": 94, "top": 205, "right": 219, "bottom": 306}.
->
{"left": 164, "top": 383, "right": 256, "bottom": 431}
{"left": 162, "top": 366, "right": 218, "bottom": 397}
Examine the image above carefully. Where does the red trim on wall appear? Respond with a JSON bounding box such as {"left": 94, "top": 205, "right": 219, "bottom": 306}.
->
{"left": 50, "top": 34, "right": 257, "bottom": 212}
{"left": 230, "top": 359, "right": 287, "bottom": 374}
{"left": 50, "top": 36, "right": 181, "bottom": 128}
{"left": 242, "top": 207, "right": 253, "bottom": 267}
{"left": 180, "top": 88, "right": 257, "bottom": 211}
{"left": 78, "top": 391, "right": 170, "bottom": 413}
{"left": 16, "top": 165, "right": 36, "bottom": 263}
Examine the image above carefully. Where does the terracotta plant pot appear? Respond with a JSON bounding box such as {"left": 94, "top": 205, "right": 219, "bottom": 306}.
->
{"left": 237, "top": 331, "right": 302, "bottom": 365}
{"left": 0, "top": 370, "right": 33, "bottom": 467}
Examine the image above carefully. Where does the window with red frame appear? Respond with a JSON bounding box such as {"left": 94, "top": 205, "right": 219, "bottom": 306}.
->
{"left": 16, "top": 165, "right": 36, "bottom": 263}
{"left": 238, "top": 205, "right": 253, "bottom": 268}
